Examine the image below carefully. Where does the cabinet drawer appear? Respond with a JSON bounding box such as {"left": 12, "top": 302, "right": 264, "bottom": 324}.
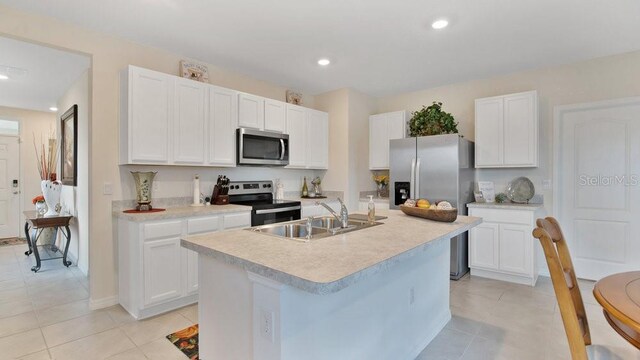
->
{"left": 187, "top": 216, "right": 220, "bottom": 235}
{"left": 224, "top": 212, "right": 251, "bottom": 229}
{"left": 469, "top": 208, "right": 533, "bottom": 225}
{"left": 144, "top": 221, "right": 182, "bottom": 240}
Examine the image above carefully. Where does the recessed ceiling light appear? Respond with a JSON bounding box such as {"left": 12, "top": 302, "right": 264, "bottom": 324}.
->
{"left": 317, "top": 58, "right": 331, "bottom": 66}
{"left": 0, "top": 74, "right": 8, "bottom": 80}
{"left": 49, "top": 107, "right": 58, "bottom": 112}
{"left": 431, "top": 19, "right": 449, "bottom": 30}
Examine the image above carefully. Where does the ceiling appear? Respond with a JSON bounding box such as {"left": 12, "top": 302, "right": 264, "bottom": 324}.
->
{"left": 0, "top": 36, "right": 90, "bottom": 112}
{"left": 1, "top": 0, "right": 639, "bottom": 97}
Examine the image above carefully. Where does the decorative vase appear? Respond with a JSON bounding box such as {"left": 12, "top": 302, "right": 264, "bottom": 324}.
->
{"left": 41, "top": 180, "right": 61, "bottom": 217}
{"left": 35, "top": 201, "right": 47, "bottom": 216}
{"left": 376, "top": 183, "right": 389, "bottom": 198}
{"left": 131, "top": 171, "right": 157, "bottom": 211}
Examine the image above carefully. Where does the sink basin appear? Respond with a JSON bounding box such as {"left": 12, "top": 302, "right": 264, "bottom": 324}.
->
{"left": 248, "top": 216, "right": 383, "bottom": 242}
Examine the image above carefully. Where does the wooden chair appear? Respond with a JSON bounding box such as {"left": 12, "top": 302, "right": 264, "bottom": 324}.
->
{"left": 533, "top": 217, "right": 591, "bottom": 360}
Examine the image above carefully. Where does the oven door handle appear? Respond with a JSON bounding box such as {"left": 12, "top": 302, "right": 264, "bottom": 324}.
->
{"left": 279, "top": 139, "right": 286, "bottom": 160}
{"left": 255, "top": 205, "right": 301, "bottom": 215}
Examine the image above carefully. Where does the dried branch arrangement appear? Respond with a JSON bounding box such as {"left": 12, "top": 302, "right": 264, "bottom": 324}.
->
{"left": 33, "top": 128, "right": 59, "bottom": 181}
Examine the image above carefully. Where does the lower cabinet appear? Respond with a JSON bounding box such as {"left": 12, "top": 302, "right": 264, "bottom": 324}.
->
{"left": 468, "top": 206, "right": 544, "bottom": 286}
{"left": 118, "top": 211, "right": 251, "bottom": 319}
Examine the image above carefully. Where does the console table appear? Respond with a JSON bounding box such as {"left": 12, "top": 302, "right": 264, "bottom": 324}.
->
{"left": 23, "top": 211, "right": 73, "bottom": 272}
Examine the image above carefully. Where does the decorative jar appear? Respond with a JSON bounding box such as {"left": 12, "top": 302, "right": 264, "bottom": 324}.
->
{"left": 131, "top": 171, "right": 157, "bottom": 211}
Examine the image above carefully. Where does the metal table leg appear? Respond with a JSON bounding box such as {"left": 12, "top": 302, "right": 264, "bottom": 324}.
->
{"left": 24, "top": 222, "right": 33, "bottom": 256}
{"left": 31, "top": 228, "right": 42, "bottom": 272}
{"left": 61, "top": 225, "right": 72, "bottom": 267}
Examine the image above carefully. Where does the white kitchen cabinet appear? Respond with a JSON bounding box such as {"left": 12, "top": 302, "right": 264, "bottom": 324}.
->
{"left": 306, "top": 109, "right": 329, "bottom": 169}
{"left": 173, "top": 78, "right": 207, "bottom": 164}
{"left": 117, "top": 211, "right": 251, "bottom": 319}
{"left": 369, "top": 111, "right": 407, "bottom": 170}
{"left": 120, "top": 66, "right": 173, "bottom": 164}
{"left": 286, "top": 104, "right": 329, "bottom": 170}
{"left": 208, "top": 86, "right": 238, "bottom": 166}
{"left": 264, "top": 99, "right": 287, "bottom": 133}
{"left": 468, "top": 205, "right": 544, "bottom": 286}
{"left": 474, "top": 90, "right": 538, "bottom": 168}
{"left": 238, "top": 93, "right": 265, "bottom": 130}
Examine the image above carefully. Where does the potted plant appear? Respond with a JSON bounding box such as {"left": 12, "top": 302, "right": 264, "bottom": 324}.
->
{"left": 409, "top": 102, "right": 459, "bottom": 137}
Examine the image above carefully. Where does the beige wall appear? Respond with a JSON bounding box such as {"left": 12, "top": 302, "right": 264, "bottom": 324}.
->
{"left": 0, "top": 5, "right": 317, "bottom": 306}
{"left": 347, "top": 89, "right": 377, "bottom": 207}
{"left": 58, "top": 69, "right": 90, "bottom": 275}
{"left": 377, "top": 50, "right": 640, "bottom": 215}
{"left": 0, "top": 106, "right": 56, "bottom": 230}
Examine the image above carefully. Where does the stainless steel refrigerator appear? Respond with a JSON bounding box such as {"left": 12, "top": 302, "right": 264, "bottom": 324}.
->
{"left": 389, "top": 134, "right": 475, "bottom": 280}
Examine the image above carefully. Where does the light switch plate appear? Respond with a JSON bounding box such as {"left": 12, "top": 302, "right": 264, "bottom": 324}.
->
{"left": 542, "top": 179, "right": 552, "bottom": 190}
{"left": 103, "top": 182, "right": 113, "bottom": 195}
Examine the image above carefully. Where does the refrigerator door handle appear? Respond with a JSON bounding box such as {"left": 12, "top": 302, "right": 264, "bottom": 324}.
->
{"left": 410, "top": 158, "right": 416, "bottom": 198}
{"left": 415, "top": 158, "right": 421, "bottom": 198}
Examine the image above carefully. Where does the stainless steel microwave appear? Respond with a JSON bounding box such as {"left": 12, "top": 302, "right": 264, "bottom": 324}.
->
{"left": 237, "top": 128, "right": 289, "bottom": 166}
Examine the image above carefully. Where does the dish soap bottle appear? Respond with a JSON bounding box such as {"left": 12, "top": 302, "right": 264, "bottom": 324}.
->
{"left": 367, "top": 195, "right": 376, "bottom": 223}
{"left": 302, "top": 177, "right": 308, "bottom": 197}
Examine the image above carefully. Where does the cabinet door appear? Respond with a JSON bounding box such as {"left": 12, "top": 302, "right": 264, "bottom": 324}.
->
{"left": 173, "top": 78, "right": 206, "bottom": 164}
{"left": 143, "top": 238, "right": 182, "bottom": 305}
{"left": 387, "top": 111, "right": 406, "bottom": 141}
{"left": 498, "top": 224, "right": 532, "bottom": 275}
{"left": 264, "top": 99, "right": 286, "bottom": 133}
{"left": 369, "top": 114, "right": 388, "bottom": 169}
{"left": 129, "top": 67, "right": 172, "bottom": 163}
{"left": 469, "top": 222, "right": 499, "bottom": 270}
{"left": 475, "top": 97, "right": 504, "bottom": 167}
{"left": 238, "top": 93, "right": 264, "bottom": 130}
{"left": 503, "top": 91, "right": 537, "bottom": 166}
{"left": 208, "top": 86, "right": 238, "bottom": 166}
{"left": 306, "top": 110, "right": 329, "bottom": 169}
{"left": 286, "top": 104, "right": 307, "bottom": 168}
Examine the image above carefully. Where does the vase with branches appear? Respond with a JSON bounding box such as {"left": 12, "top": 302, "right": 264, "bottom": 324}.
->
{"left": 33, "top": 129, "right": 61, "bottom": 216}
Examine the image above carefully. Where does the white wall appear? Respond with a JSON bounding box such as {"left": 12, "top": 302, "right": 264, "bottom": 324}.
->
{"left": 0, "top": 106, "right": 56, "bottom": 230}
{"left": 377, "top": 50, "right": 640, "bottom": 216}
{"left": 57, "top": 69, "right": 90, "bottom": 275}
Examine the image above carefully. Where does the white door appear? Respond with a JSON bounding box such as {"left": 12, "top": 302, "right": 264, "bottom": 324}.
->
{"left": 0, "top": 136, "right": 19, "bottom": 238}
{"left": 285, "top": 104, "right": 307, "bottom": 168}
{"left": 556, "top": 97, "right": 640, "bottom": 280}
{"left": 264, "top": 99, "right": 286, "bottom": 133}
{"left": 238, "top": 93, "right": 264, "bottom": 130}
{"left": 474, "top": 97, "right": 504, "bottom": 167}
{"left": 369, "top": 114, "right": 388, "bottom": 169}
{"left": 306, "top": 110, "right": 328, "bottom": 169}
{"left": 208, "top": 86, "right": 238, "bottom": 166}
{"left": 143, "top": 237, "right": 182, "bottom": 305}
{"left": 503, "top": 91, "right": 537, "bottom": 166}
{"left": 498, "top": 224, "right": 531, "bottom": 275}
{"left": 173, "top": 78, "right": 206, "bottom": 164}
{"left": 469, "top": 222, "right": 499, "bottom": 270}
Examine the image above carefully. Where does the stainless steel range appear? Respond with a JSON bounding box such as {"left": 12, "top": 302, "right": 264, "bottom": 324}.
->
{"left": 228, "top": 181, "right": 301, "bottom": 226}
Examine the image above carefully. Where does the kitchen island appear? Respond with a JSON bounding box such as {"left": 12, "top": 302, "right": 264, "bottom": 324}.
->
{"left": 181, "top": 211, "right": 481, "bottom": 360}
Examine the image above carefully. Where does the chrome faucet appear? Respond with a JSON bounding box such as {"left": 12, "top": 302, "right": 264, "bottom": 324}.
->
{"left": 316, "top": 198, "right": 349, "bottom": 228}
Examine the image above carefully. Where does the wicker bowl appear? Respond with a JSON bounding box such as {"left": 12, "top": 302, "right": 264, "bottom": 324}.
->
{"left": 399, "top": 205, "right": 458, "bottom": 223}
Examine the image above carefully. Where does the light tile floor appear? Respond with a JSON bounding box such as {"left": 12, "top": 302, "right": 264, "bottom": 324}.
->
{"left": 1, "top": 243, "right": 639, "bottom": 359}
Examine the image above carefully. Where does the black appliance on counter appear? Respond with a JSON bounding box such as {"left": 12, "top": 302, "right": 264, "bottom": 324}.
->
{"left": 228, "top": 181, "right": 301, "bottom": 226}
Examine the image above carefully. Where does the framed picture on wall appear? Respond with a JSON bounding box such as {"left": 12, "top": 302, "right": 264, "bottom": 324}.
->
{"left": 60, "top": 104, "right": 78, "bottom": 186}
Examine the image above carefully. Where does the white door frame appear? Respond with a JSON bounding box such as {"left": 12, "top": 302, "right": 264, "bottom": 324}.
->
{"left": 553, "top": 96, "right": 640, "bottom": 218}
{"left": 0, "top": 122, "right": 21, "bottom": 238}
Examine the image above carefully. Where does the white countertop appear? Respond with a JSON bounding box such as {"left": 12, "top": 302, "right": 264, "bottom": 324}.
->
{"left": 113, "top": 204, "right": 252, "bottom": 222}
{"left": 181, "top": 211, "right": 481, "bottom": 294}
{"left": 467, "top": 202, "right": 544, "bottom": 210}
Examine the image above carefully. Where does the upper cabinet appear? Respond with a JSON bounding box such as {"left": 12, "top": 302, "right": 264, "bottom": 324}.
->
{"left": 369, "top": 110, "right": 407, "bottom": 170}
{"left": 120, "top": 66, "right": 172, "bottom": 164}
{"left": 475, "top": 90, "right": 538, "bottom": 168}
{"left": 286, "top": 104, "right": 329, "bottom": 170}
{"left": 264, "top": 99, "right": 286, "bottom": 133}
{"left": 120, "top": 65, "right": 327, "bottom": 168}
{"left": 238, "top": 93, "right": 265, "bottom": 130}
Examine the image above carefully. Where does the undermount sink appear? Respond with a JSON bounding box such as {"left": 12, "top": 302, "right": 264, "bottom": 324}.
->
{"left": 248, "top": 216, "right": 383, "bottom": 242}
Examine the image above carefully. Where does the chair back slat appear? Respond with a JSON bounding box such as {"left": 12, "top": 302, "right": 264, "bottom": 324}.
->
{"left": 533, "top": 217, "right": 591, "bottom": 360}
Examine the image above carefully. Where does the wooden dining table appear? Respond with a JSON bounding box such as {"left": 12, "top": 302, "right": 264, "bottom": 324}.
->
{"left": 593, "top": 271, "right": 640, "bottom": 349}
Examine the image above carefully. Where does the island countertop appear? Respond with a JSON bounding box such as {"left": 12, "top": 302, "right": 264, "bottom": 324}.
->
{"left": 181, "top": 211, "right": 481, "bottom": 294}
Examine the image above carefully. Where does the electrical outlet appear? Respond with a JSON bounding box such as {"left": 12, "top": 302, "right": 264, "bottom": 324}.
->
{"left": 260, "top": 308, "right": 275, "bottom": 343}
{"left": 542, "top": 179, "right": 552, "bottom": 190}
{"left": 152, "top": 182, "right": 159, "bottom": 193}
{"left": 103, "top": 182, "right": 113, "bottom": 195}
{"left": 409, "top": 287, "right": 415, "bottom": 305}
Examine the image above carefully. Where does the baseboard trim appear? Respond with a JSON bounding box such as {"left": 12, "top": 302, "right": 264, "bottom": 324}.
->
{"left": 89, "top": 295, "right": 119, "bottom": 310}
